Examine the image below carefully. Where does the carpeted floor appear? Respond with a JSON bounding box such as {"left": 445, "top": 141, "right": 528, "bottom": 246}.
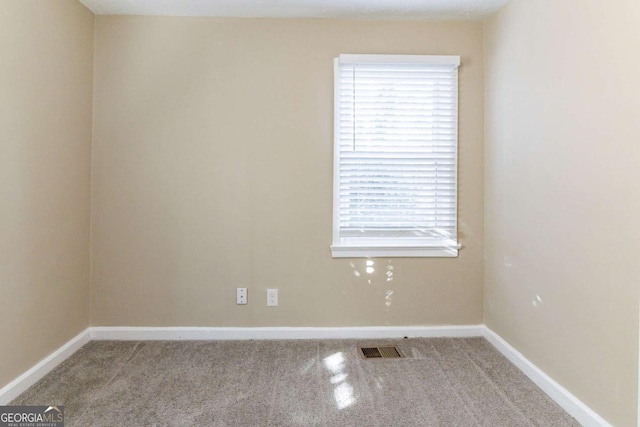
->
{"left": 11, "top": 338, "right": 580, "bottom": 426}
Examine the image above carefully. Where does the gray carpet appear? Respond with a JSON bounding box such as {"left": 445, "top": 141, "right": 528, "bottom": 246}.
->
{"left": 11, "top": 338, "right": 580, "bottom": 426}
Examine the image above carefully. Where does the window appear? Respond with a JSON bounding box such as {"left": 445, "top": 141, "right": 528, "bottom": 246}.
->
{"left": 331, "top": 54, "right": 461, "bottom": 258}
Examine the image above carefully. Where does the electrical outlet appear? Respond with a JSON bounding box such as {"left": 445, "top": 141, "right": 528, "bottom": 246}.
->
{"left": 237, "top": 288, "right": 247, "bottom": 305}
{"left": 267, "top": 289, "right": 278, "bottom": 307}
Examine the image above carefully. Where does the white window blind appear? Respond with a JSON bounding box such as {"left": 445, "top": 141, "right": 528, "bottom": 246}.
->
{"left": 331, "top": 54, "right": 461, "bottom": 258}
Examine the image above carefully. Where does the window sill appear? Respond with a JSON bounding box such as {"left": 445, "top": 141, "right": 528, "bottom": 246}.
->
{"left": 330, "top": 244, "right": 460, "bottom": 258}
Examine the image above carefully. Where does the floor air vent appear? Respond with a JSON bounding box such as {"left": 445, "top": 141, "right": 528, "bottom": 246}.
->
{"left": 359, "top": 346, "right": 403, "bottom": 359}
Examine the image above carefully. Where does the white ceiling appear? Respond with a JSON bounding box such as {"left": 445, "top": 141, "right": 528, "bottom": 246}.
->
{"left": 79, "top": 0, "right": 510, "bottom": 20}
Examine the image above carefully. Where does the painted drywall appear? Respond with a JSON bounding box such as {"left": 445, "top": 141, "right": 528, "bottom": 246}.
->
{"left": 0, "top": 0, "right": 93, "bottom": 389}
{"left": 91, "top": 17, "right": 484, "bottom": 327}
{"left": 80, "top": 0, "right": 510, "bottom": 20}
{"left": 484, "top": 1, "right": 640, "bottom": 425}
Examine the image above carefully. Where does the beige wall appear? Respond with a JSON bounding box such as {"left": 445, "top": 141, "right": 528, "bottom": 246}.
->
{"left": 91, "top": 17, "right": 484, "bottom": 327}
{"left": 0, "top": 0, "right": 93, "bottom": 389}
{"left": 484, "top": 1, "right": 640, "bottom": 425}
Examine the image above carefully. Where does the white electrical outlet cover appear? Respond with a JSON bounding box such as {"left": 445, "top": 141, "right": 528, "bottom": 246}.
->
{"left": 267, "top": 289, "right": 278, "bottom": 306}
{"left": 237, "top": 288, "right": 247, "bottom": 305}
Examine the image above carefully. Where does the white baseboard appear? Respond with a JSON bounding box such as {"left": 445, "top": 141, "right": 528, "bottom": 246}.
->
{"left": 89, "top": 325, "right": 484, "bottom": 341}
{"left": 482, "top": 327, "right": 612, "bottom": 427}
{"left": 0, "top": 328, "right": 90, "bottom": 405}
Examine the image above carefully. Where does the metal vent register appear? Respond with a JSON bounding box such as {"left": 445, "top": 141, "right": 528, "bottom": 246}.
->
{"left": 358, "top": 346, "right": 403, "bottom": 359}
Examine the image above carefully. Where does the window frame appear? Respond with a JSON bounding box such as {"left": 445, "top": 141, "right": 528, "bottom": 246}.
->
{"left": 330, "top": 54, "right": 462, "bottom": 258}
